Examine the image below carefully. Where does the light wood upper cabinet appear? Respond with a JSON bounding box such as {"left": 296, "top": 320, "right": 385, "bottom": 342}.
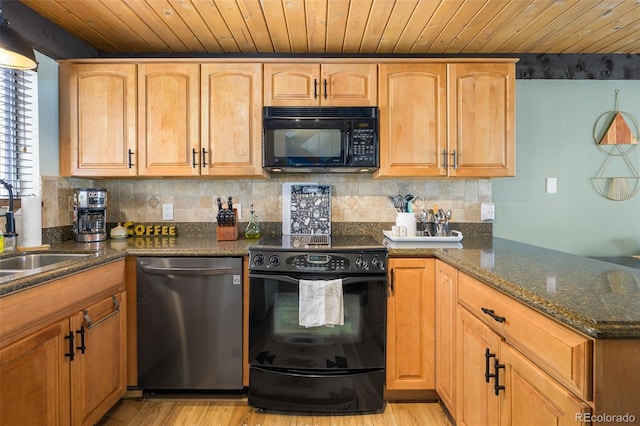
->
{"left": 137, "top": 63, "right": 200, "bottom": 176}
{"left": 448, "top": 63, "right": 515, "bottom": 177}
{"left": 377, "top": 64, "right": 447, "bottom": 177}
{"left": 201, "top": 63, "right": 266, "bottom": 177}
{"left": 59, "top": 63, "right": 137, "bottom": 177}
{"left": 386, "top": 258, "right": 435, "bottom": 390}
{"left": 264, "top": 63, "right": 377, "bottom": 106}
{"left": 377, "top": 61, "right": 516, "bottom": 178}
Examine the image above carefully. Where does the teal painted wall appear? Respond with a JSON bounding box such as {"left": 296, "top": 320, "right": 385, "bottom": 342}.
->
{"left": 493, "top": 80, "right": 640, "bottom": 257}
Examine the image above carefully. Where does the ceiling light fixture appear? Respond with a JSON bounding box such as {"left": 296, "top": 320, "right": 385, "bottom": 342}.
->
{"left": 0, "top": 1, "right": 37, "bottom": 70}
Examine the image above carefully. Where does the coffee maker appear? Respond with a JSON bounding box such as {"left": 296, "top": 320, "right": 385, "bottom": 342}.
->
{"left": 73, "top": 188, "right": 107, "bottom": 242}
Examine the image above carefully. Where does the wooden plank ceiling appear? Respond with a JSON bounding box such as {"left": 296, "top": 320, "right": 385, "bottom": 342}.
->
{"left": 20, "top": 0, "right": 640, "bottom": 55}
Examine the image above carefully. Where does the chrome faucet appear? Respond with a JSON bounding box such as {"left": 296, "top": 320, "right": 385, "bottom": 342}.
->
{"left": 0, "top": 178, "right": 18, "bottom": 239}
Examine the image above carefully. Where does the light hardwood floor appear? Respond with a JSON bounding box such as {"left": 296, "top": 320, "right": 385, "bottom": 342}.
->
{"left": 96, "top": 397, "right": 452, "bottom": 426}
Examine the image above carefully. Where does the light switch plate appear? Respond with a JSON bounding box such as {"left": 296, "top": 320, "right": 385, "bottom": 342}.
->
{"left": 546, "top": 177, "right": 558, "bottom": 194}
{"left": 480, "top": 203, "right": 495, "bottom": 222}
{"left": 162, "top": 203, "right": 173, "bottom": 220}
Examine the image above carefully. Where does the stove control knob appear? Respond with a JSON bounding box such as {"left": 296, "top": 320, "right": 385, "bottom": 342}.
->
{"left": 269, "top": 255, "right": 281, "bottom": 267}
{"left": 354, "top": 256, "right": 369, "bottom": 270}
{"left": 371, "top": 256, "right": 384, "bottom": 270}
{"left": 252, "top": 253, "right": 264, "bottom": 266}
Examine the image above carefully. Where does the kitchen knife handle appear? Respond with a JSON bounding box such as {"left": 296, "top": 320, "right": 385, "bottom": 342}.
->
{"left": 313, "top": 79, "right": 318, "bottom": 99}
{"left": 127, "top": 149, "right": 135, "bottom": 168}
{"left": 192, "top": 148, "right": 198, "bottom": 168}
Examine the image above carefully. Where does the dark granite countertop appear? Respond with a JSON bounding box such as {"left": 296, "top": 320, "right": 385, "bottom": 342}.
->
{"left": 386, "top": 237, "right": 640, "bottom": 339}
{"left": 2, "top": 234, "right": 639, "bottom": 339}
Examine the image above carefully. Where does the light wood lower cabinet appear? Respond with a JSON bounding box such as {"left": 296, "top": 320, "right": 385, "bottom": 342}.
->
{"left": 455, "top": 271, "right": 592, "bottom": 425}
{"left": 0, "top": 261, "right": 127, "bottom": 426}
{"left": 386, "top": 258, "right": 435, "bottom": 390}
{"left": 70, "top": 293, "right": 127, "bottom": 426}
{"left": 0, "top": 319, "right": 71, "bottom": 426}
{"left": 434, "top": 260, "right": 457, "bottom": 414}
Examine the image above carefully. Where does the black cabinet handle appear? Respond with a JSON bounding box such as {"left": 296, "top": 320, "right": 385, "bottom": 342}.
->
{"left": 442, "top": 149, "right": 448, "bottom": 168}
{"left": 201, "top": 147, "right": 208, "bottom": 168}
{"left": 127, "top": 149, "right": 134, "bottom": 168}
{"left": 64, "top": 331, "right": 75, "bottom": 361}
{"left": 485, "top": 348, "right": 496, "bottom": 383}
{"left": 451, "top": 149, "right": 458, "bottom": 170}
{"left": 313, "top": 79, "right": 318, "bottom": 99}
{"left": 389, "top": 269, "right": 395, "bottom": 294}
{"left": 323, "top": 79, "right": 328, "bottom": 99}
{"left": 482, "top": 307, "right": 506, "bottom": 323}
{"left": 192, "top": 148, "right": 198, "bottom": 168}
{"left": 76, "top": 325, "right": 86, "bottom": 354}
{"left": 494, "top": 360, "right": 505, "bottom": 395}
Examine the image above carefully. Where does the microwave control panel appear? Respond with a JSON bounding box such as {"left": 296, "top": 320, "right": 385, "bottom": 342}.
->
{"left": 351, "top": 120, "right": 377, "bottom": 166}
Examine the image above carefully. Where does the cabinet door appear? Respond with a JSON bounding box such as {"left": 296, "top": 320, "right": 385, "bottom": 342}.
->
{"left": 60, "top": 63, "right": 137, "bottom": 177}
{"left": 264, "top": 64, "right": 319, "bottom": 106}
{"left": 448, "top": 63, "right": 515, "bottom": 177}
{"left": 0, "top": 319, "right": 71, "bottom": 426}
{"left": 499, "top": 342, "right": 590, "bottom": 426}
{"left": 386, "top": 258, "right": 435, "bottom": 390}
{"left": 201, "top": 63, "right": 265, "bottom": 177}
{"left": 377, "top": 64, "right": 447, "bottom": 177}
{"left": 435, "top": 260, "right": 457, "bottom": 415}
{"left": 457, "top": 307, "right": 502, "bottom": 426}
{"left": 321, "top": 64, "right": 377, "bottom": 106}
{"left": 138, "top": 63, "right": 200, "bottom": 176}
{"left": 70, "top": 293, "right": 127, "bottom": 426}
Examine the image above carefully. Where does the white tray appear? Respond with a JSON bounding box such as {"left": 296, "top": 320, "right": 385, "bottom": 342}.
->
{"left": 382, "top": 229, "right": 463, "bottom": 242}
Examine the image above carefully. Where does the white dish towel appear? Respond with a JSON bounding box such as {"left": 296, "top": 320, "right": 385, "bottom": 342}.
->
{"left": 299, "top": 278, "right": 344, "bottom": 328}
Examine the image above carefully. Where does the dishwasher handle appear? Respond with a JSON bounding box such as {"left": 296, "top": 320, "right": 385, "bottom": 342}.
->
{"left": 141, "top": 265, "right": 240, "bottom": 276}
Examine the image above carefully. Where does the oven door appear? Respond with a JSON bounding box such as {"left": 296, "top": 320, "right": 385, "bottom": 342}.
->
{"left": 249, "top": 273, "right": 386, "bottom": 372}
{"left": 263, "top": 118, "right": 349, "bottom": 168}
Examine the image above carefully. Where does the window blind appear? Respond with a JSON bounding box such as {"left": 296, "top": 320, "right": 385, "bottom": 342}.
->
{"left": 0, "top": 67, "right": 35, "bottom": 198}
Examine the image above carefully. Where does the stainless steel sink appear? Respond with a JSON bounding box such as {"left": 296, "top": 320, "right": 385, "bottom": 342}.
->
{"left": 0, "top": 253, "right": 92, "bottom": 270}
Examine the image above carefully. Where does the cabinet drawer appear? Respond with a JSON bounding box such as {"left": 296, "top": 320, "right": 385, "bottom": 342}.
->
{"left": 457, "top": 272, "right": 592, "bottom": 401}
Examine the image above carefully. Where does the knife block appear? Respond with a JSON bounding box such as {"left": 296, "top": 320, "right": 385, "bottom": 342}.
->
{"left": 216, "top": 210, "right": 239, "bottom": 241}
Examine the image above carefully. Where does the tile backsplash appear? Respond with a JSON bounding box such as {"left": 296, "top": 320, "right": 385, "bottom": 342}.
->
{"left": 41, "top": 175, "right": 492, "bottom": 228}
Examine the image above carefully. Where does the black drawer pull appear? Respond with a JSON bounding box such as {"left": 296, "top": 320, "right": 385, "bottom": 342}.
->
{"left": 481, "top": 307, "right": 506, "bottom": 323}
{"left": 64, "top": 331, "right": 75, "bottom": 360}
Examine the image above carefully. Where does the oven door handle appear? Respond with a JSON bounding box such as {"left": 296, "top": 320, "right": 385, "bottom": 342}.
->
{"left": 249, "top": 273, "right": 385, "bottom": 284}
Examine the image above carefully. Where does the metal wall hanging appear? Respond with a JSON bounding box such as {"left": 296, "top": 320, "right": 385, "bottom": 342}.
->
{"left": 592, "top": 90, "right": 639, "bottom": 201}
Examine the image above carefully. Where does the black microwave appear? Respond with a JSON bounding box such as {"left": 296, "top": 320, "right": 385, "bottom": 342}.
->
{"left": 262, "top": 106, "right": 379, "bottom": 173}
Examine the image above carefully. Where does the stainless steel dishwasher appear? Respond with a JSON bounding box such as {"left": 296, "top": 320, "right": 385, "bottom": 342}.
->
{"left": 137, "top": 257, "right": 243, "bottom": 391}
